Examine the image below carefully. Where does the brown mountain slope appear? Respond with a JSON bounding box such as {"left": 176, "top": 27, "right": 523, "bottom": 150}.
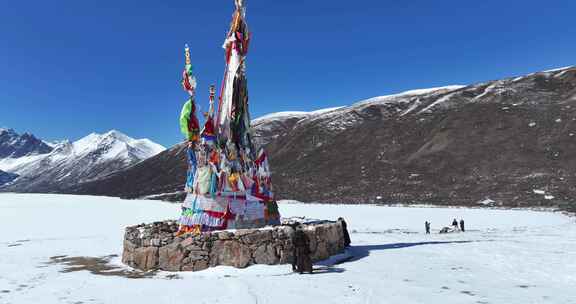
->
{"left": 65, "top": 144, "right": 188, "bottom": 200}
{"left": 69, "top": 66, "right": 576, "bottom": 210}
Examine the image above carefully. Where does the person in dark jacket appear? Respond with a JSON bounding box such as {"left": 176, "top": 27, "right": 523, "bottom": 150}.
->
{"left": 291, "top": 225, "right": 313, "bottom": 274}
{"left": 459, "top": 219, "right": 465, "bottom": 232}
{"left": 338, "top": 217, "right": 351, "bottom": 247}
{"left": 425, "top": 221, "right": 431, "bottom": 234}
{"left": 452, "top": 218, "right": 458, "bottom": 228}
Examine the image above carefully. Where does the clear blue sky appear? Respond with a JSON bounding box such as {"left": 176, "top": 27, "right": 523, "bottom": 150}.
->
{"left": 1, "top": 0, "right": 575, "bottom": 147}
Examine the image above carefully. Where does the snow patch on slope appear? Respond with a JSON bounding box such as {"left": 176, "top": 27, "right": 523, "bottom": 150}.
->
{"left": 0, "top": 153, "right": 46, "bottom": 173}
{"left": 253, "top": 86, "right": 465, "bottom": 131}
{"left": 354, "top": 85, "right": 465, "bottom": 107}
{"left": 418, "top": 91, "right": 461, "bottom": 113}
{"left": 252, "top": 107, "right": 344, "bottom": 125}
{"left": 542, "top": 66, "right": 574, "bottom": 73}
{"left": 252, "top": 111, "right": 310, "bottom": 123}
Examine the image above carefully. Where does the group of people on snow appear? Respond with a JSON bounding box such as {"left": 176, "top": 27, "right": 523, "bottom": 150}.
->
{"left": 425, "top": 218, "right": 465, "bottom": 234}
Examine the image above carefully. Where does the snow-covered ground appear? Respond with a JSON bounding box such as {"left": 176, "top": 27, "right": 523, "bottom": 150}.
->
{"left": 1, "top": 194, "right": 574, "bottom": 304}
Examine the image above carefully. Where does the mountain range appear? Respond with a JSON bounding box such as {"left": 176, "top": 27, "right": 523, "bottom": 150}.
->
{"left": 2, "top": 66, "right": 575, "bottom": 211}
{"left": 0, "top": 130, "right": 165, "bottom": 192}
{"left": 62, "top": 66, "right": 576, "bottom": 211}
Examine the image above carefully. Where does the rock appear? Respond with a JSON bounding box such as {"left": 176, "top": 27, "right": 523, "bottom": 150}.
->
{"left": 159, "top": 235, "right": 174, "bottom": 246}
{"left": 253, "top": 244, "right": 278, "bottom": 265}
{"left": 242, "top": 230, "right": 272, "bottom": 244}
{"left": 181, "top": 237, "right": 196, "bottom": 248}
{"left": 305, "top": 230, "right": 318, "bottom": 253}
{"left": 159, "top": 243, "right": 184, "bottom": 271}
{"left": 185, "top": 244, "right": 203, "bottom": 251}
{"left": 194, "top": 260, "right": 209, "bottom": 271}
{"left": 209, "top": 240, "right": 252, "bottom": 268}
{"left": 276, "top": 226, "right": 292, "bottom": 239}
{"left": 217, "top": 231, "right": 233, "bottom": 240}
{"left": 201, "top": 242, "right": 211, "bottom": 251}
{"left": 314, "top": 240, "right": 330, "bottom": 261}
{"left": 188, "top": 250, "right": 208, "bottom": 261}
{"left": 328, "top": 224, "right": 345, "bottom": 251}
{"left": 278, "top": 243, "right": 293, "bottom": 264}
{"left": 199, "top": 233, "right": 211, "bottom": 242}
{"left": 233, "top": 229, "right": 255, "bottom": 237}
{"left": 131, "top": 247, "right": 158, "bottom": 270}
{"left": 121, "top": 249, "right": 133, "bottom": 265}
{"left": 124, "top": 239, "right": 137, "bottom": 251}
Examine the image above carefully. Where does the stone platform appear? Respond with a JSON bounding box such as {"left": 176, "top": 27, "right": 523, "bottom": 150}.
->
{"left": 122, "top": 219, "right": 348, "bottom": 272}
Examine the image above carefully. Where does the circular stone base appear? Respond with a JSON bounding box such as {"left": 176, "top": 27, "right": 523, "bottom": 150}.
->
{"left": 122, "top": 219, "right": 348, "bottom": 272}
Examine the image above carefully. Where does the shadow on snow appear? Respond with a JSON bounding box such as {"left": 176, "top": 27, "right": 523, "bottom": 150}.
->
{"left": 346, "top": 240, "right": 483, "bottom": 263}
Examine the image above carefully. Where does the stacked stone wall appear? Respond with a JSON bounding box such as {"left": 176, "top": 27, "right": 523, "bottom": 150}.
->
{"left": 122, "top": 220, "right": 347, "bottom": 272}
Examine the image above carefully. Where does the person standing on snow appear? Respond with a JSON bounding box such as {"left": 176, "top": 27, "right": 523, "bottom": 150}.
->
{"left": 425, "top": 221, "right": 431, "bottom": 234}
{"left": 452, "top": 218, "right": 458, "bottom": 228}
{"left": 291, "top": 224, "right": 313, "bottom": 274}
{"left": 338, "top": 217, "right": 351, "bottom": 247}
{"left": 459, "top": 219, "right": 465, "bottom": 232}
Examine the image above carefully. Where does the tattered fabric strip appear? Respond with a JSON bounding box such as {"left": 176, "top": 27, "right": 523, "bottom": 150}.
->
{"left": 179, "top": 211, "right": 225, "bottom": 228}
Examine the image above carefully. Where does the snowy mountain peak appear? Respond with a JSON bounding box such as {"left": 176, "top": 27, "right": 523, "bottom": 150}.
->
{"left": 0, "top": 130, "right": 166, "bottom": 191}
{"left": 0, "top": 128, "right": 15, "bottom": 135}
{"left": 0, "top": 128, "right": 53, "bottom": 159}
{"left": 72, "top": 130, "right": 165, "bottom": 161}
{"left": 103, "top": 129, "right": 132, "bottom": 142}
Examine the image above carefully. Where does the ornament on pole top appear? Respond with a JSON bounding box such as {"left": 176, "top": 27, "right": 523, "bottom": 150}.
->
{"left": 184, "top": 44, "right": 192, "bottom": 66}
{"left": 235, "top": 0, "right": 246, "bottom": 19}
{"left": 209, "top": 84, "right": 216, "bottom": 100}
{"left": 181, "top": 44, "right": 197, "bottom": 95}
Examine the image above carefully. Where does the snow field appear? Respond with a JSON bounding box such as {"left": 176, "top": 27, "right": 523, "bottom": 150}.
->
{"left": 0, "top": 194, "right": 574, "bottom": 304}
